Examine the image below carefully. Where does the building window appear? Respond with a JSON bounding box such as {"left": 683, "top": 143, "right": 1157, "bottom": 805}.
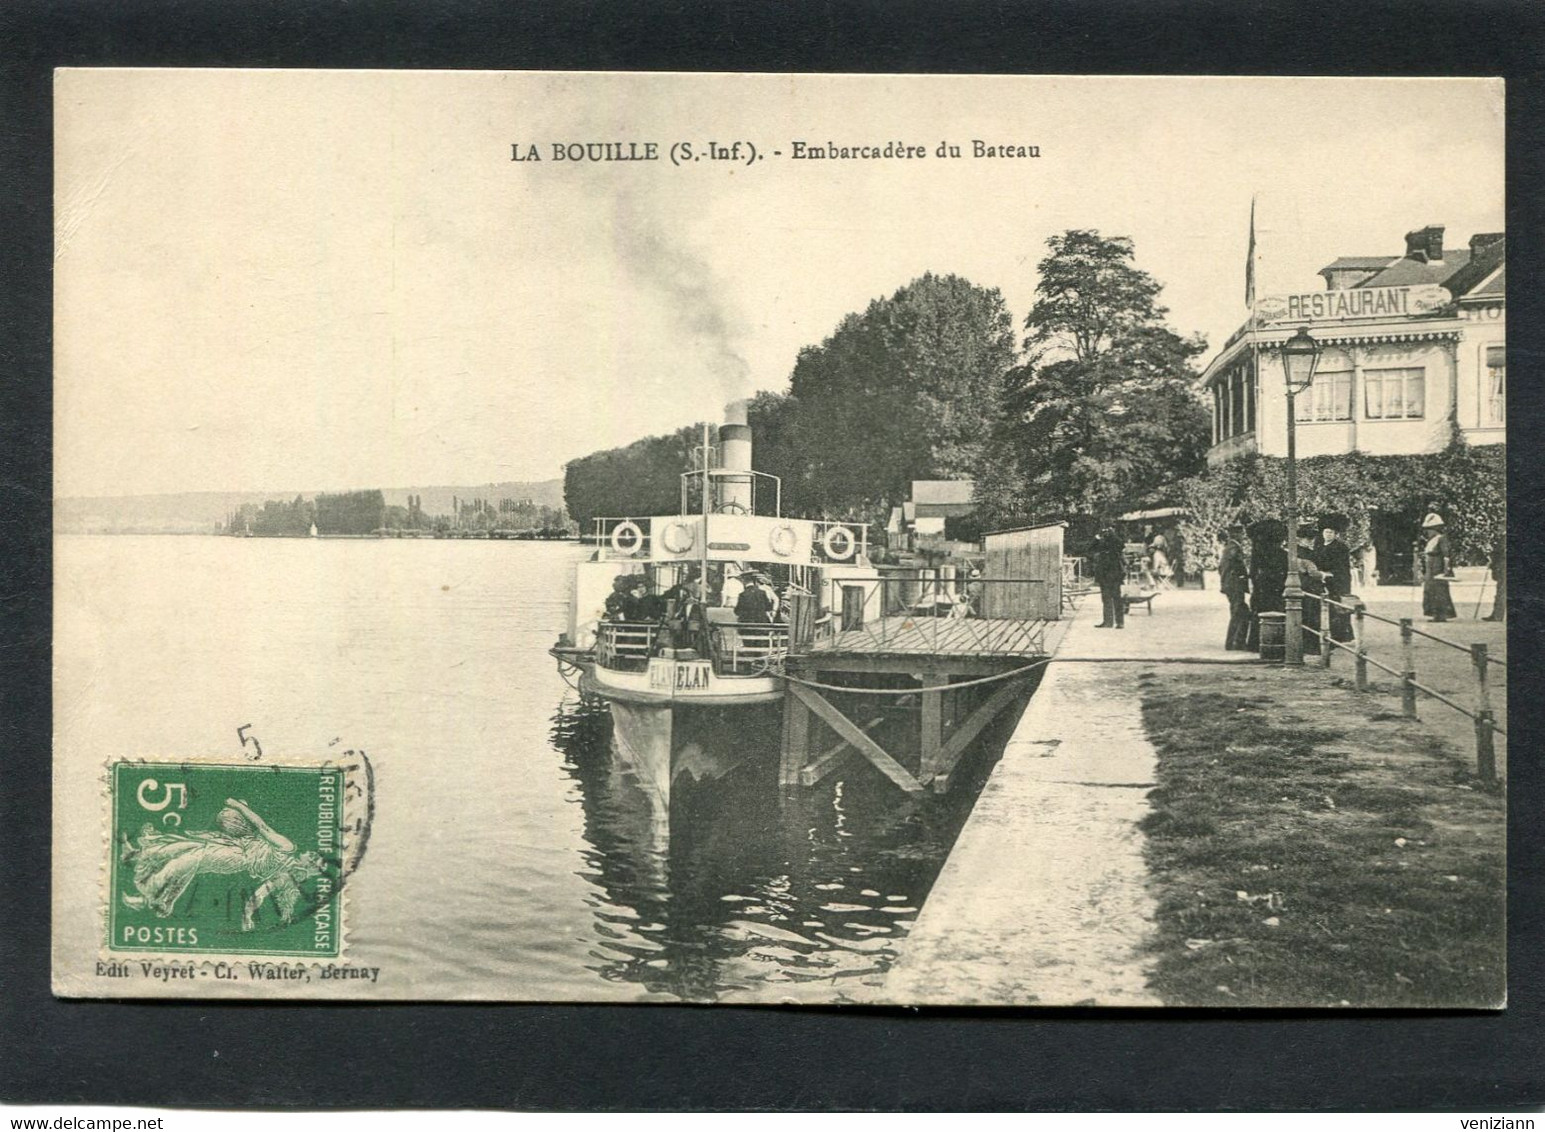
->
{"left": 1245, "top": 363, "right": 1257, "bottom": 432}
{"left": 1484, "top": 345, "right": 1505, "bottom": 425}
{"left": 1295, "top": 369, "right": 1353, "bottom": 422}
{"left": 1364, "top": 367, "right": 1426, "bottom": 420}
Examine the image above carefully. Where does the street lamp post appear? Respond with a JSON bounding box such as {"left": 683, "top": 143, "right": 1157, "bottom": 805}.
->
{"left": 1280, "top": 326, "right": 1322, "bottom": 667}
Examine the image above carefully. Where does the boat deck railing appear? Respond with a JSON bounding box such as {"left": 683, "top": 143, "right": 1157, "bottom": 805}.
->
{"left": 708, "top": 622, "right": 789, "bottom": 676}
{"left": 594, "top": 622, "right": 660, "bottom": 672}
{"left": 593, "top": 620, "right": 789, "bottom": 678}
{"left": 799, "top": 575, "right": 1053, "bottom": 658}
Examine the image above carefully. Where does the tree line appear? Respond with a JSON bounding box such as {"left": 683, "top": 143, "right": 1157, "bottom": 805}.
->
{"left": 228, "top": 490, "right": 571, "bottom": 536}
{"left": 563, "top": 236, "right": 1212, "bottom": 536}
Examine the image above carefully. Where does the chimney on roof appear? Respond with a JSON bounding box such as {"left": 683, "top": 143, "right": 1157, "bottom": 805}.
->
{"left": 1404, "top": 225, "right": 1445, "bottom": 263}
{"left": 1470, "top": 232, "right": 1504, "bottom": 255}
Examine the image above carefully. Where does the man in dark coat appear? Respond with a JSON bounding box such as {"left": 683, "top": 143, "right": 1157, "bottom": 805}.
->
{"left": 1245, "top": 519, "right": 1287, "bottom": 651}
{"left": 734, "top": 574, "right": 776, "bottom": 623}
{"left": 1315, "top": 513, "right": 1354, "bottom": 644}
{"left": 1092, "top": 527, "right": 1126, "bottom": 629}
{"left": 1219, "top": 524, "right": 1252, "bottom": 650}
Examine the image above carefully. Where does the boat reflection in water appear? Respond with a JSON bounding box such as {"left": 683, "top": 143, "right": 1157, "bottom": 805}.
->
{"left": 547, "top": 691, "right": 1008, "bottom": 1003}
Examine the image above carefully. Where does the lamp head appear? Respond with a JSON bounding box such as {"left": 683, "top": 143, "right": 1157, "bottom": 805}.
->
{"left": 1281, "top": 326, "right": 1321, "bottom": 393}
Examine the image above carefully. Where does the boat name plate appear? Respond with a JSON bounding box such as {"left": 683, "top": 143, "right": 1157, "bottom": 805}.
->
{"left": 647, "top": 658, "right": 712, "bottom": 693}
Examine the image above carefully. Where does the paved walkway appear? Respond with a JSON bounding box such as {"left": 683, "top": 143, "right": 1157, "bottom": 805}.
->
{"left": 878, "top": 587, "right": 1243, "bottom": 1006}
{"left": 877, "top": 583, "right": 1506, "bottom": 1006}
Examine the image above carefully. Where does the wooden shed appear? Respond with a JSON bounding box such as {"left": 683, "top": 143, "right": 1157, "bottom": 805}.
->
{"left": 982, "top": 521, "right": 1065, "bottom": 620}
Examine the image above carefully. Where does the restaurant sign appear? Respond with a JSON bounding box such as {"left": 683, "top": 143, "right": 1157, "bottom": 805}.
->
{"left": 1254, "top": 284, "right": 1448, "bottom": 324}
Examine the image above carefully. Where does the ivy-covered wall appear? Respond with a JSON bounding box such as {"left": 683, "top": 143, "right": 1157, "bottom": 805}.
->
{"left": 1174, "top": 438, "right": 1505, "bottom": 571}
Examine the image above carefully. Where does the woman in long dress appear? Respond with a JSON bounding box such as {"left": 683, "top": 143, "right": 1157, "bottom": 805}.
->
{"left": 1421, "top": 513, "right": 1457, "bottom": 622}
{"left": 120, "top": 797, "right": 323, "bottom": 929}
{"left": 1148, "top": 530, "right": 1173, "bottom": 587}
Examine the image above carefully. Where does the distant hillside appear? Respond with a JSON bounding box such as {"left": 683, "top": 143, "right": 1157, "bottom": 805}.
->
{"left": 55, "top": 480, "right": 566, "bottom": 534}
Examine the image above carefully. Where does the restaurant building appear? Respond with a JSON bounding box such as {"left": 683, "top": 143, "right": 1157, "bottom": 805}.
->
{"left": 1204, "top": 225, "right": 1505, "bottom": 465}
{"left": 1201, "top": 224, "right": 1505, "bottom": 580}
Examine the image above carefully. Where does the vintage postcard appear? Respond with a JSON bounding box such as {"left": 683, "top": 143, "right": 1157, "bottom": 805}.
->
{"left": 53, "top": 71, "right": 1506, "bottom": 1006}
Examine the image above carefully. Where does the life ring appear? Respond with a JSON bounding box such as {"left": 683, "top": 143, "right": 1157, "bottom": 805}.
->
{"left": 660, "top": 521, "right": 695, "bottom": 555}
{"left": 822, "top": 525, "right": 856, "bottom": 561}
{"left": 610, "top": 521, "right": 645, "bottom": 556}
{"left": 769, "top": 524, "right": 798, "bottom": 557}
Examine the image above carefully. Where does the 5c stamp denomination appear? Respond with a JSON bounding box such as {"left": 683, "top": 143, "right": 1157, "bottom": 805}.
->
{"left": 109, "top": 762, "right": 346, "bottom": 957}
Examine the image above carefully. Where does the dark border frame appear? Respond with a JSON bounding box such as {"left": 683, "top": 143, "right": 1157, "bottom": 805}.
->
{"left": 3, "top": 0, "right": 1542, "bottom": 1111}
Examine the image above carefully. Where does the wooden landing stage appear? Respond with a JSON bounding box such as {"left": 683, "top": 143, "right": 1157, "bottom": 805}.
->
{"left": 781, "top": 576, "right": 1064, "bottom": 795}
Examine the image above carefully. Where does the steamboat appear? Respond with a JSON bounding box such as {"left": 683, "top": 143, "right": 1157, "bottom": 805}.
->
{"left": 552, "top": 403, "right": 874, "bottom": 810}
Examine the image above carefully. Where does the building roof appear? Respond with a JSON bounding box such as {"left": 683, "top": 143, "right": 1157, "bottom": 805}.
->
{"left": 1442, "top": 237, "right": 1506, "bottom": 300}
{"left": 912, "top": 480, "right": 976, "bottom": 506}
{"left": 1320, "top": 256, "right": 1398, "bottom": 272}
{"left": 915, "top": 501, "right": 975, "bottom": 519}
{"left": 983, "top": 520, "right": 1068, "bottom": 538}
{"left": 1358, "top": 248, "right": 1472, "bottom": 288}
{"left": 1470, "top": 266, "right": 1506, "bottom": 296}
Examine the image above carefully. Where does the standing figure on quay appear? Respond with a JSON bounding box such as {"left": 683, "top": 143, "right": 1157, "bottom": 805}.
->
{"left": 1092, "top": 526, "right": 1126, "bottom": 630}
{"left": 1295, "top": 524, "right": 1327, "bottom": 656}
{"left": 1421, "top": 512, "right": 1458, "bottom": 622}
{"left": 1218, "top": 524, "right": 1252, "bottom": 651}
{"left": 1244, "top": 519, "right": 1288, "bottom": 652}
{"left": 1315, "top": 514, "right": 1355, "bottom": 644}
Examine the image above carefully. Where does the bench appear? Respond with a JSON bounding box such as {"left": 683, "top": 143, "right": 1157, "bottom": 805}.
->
{"left": 1122, "top": 591, "right": 1158, "bottom": 616}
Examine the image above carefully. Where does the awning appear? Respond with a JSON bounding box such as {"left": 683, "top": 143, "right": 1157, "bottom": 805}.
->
{"left": 1117, "top": 507, "right": 1187, "bottom": 522}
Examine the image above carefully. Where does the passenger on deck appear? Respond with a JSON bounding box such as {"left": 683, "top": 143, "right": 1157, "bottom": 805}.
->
{"left": 662, "top": 567, "right": 709, "bottom": 653}
{"left": 719, "top": 567, "right": 745, "bottom": 611}
{"left": 635, "top": 585, "right": 667, "bottom": 622}
{"left": 734, "top": 573, "right": 776, "bottom": 623}
{"left": 625, "top": 580, "right": 652, "bottom": 622}
{"left": 602, "top": 575, "right": 638, "bottom": 621}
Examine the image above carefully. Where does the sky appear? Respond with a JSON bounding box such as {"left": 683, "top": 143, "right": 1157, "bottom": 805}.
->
{"left": 54, "top": 72, "right": 1504, "bottom": 498}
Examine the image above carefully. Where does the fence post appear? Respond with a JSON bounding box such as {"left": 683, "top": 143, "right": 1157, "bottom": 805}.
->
{"left": 1352, "top": 599, "right": 1368, "bottom": 693}
{"left": 1399, "top": 617, "right": 1418, "bottom": 719}
{"left": 1472, "top": 642, "right": 1497, "bottom": 783}
{"left": 1319, "top": 609, "right": 1333, "bottom": 669}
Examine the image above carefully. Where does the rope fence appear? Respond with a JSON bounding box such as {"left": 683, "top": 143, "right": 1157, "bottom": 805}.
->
{"left": 1303, "top": 594, "right": 1504, "bottom": 782}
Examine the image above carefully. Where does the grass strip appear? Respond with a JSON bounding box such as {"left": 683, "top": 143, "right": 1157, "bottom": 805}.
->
{"left": 1137, "top": 667, "right": 1504, "bottom": 1008}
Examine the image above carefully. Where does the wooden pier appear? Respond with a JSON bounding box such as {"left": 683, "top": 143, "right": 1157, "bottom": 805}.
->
{"left": 779, "top": 610, "right": 1065, "bottom": 795}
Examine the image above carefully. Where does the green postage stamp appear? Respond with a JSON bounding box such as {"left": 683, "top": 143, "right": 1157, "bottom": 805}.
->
{"left": 109, "top": 761, "right": 349, "bottom": 957}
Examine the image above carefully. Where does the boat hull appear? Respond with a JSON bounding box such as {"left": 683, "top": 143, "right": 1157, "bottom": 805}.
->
{"left": 580, "top": 667, "right": 781, "bottom": 814}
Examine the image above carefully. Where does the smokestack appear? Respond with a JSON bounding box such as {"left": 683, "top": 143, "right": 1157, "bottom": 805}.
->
{"left": 719, "top": 402, "right": 753, "bottom": 513}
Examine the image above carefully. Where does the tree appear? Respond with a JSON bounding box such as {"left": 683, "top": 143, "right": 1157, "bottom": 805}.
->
{"left": 563, "top": 424, "right": 704, "bottom": 528}
{"left": 316, "top": 490, "right": 385, "bottom": 535}
{"left": 789, "top": 273, "right": 1017, "bottom": 521}
{"left": 1024, "top": 230, "right": 1168, "bottom": 365}
{"left": 976, "top": 231, "right": 1210, "bottom": 527}
{"left": 745, "top": 390, "right": 809, "bottom": 516}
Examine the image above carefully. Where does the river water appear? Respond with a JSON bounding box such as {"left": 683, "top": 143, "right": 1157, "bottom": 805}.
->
{"left": 54, "top": 536, "right": 1006, "bottom": 1003}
